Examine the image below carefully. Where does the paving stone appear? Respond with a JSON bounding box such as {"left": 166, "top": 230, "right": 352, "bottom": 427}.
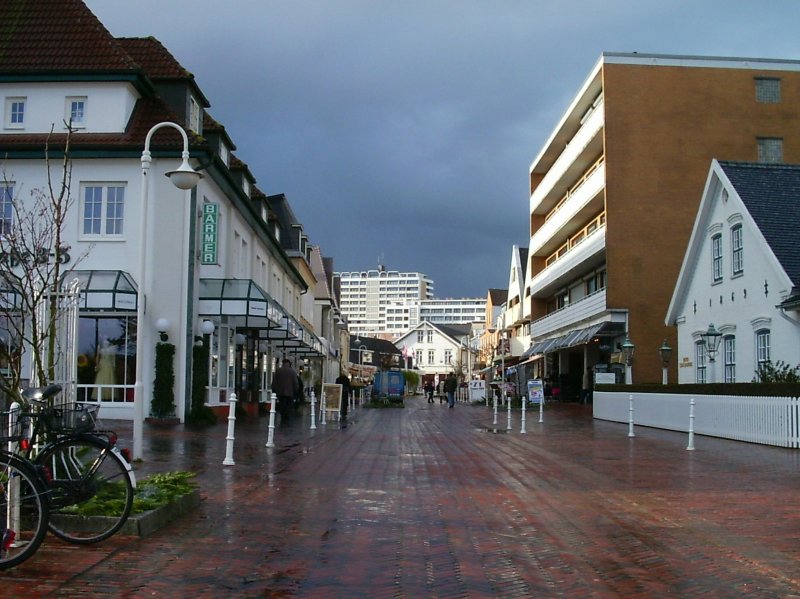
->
{"left": 2, "top": 399, "right": 799, "bottom": 597}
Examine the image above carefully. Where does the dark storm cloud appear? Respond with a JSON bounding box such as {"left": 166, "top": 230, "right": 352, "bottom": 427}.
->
{"left": 86, "top": 0, "right": 800, "bottom": 297}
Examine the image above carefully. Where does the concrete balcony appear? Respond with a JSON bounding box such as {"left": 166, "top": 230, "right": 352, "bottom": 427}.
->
{"left": 529, "top": 161, "right": 604, "bottom": 257}
{"left": 531, "top": 288, "right": 607, "bottom": 339}
{"left": 528, "top": 226, "right": 606, "bottom": 298}
{"left": 530, "top": 99, "right": 604, "bottom": 214}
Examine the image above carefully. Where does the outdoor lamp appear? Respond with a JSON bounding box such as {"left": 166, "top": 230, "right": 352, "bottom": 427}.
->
{"left": 133, "top": 121, "right": 202, "bottom": 460}
{"left": 155, "top": 318, "right": 170, "bottom": 342}
{"left": 701, "top": 323, "right": 722, "bottom": 362}
{"left": 200, "top": 319, "right": 215, "bottom": 335}
{"left": 621, "top": 337, "right": 635, "bottom": 365}
{"left": 621, "top": 336, "right": 635, "bottom": 384}
{"left": 659, "top": 339, "right": 672, "bottom": 385}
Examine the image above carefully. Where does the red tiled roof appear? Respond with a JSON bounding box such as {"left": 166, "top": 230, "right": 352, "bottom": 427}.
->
{"left": 0, "top": 0, "right": 139, "bottom": 73}
{"left": 116, "top": 37, "right": 193, "bottom": 81}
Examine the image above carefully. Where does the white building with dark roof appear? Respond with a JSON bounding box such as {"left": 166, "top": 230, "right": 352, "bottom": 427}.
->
{"left": 666, "top": 160, "right": 800, "bottom": 383}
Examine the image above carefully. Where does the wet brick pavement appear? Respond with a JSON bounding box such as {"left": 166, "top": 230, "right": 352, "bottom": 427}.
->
{"left": 2, "top": 396, "right": 800, "bottom": 597}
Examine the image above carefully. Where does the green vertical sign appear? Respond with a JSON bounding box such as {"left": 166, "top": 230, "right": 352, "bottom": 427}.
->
{"left": 201, "top": 203, "right": 218, "bottom": 265}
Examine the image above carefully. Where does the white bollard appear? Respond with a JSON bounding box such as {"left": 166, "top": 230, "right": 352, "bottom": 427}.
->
{"left": 492, "top": 393, "right": 498, "bottom": 426}
{"left": 320, "top": 389, "right": 327, "bottom": 425}
{"left": 520, "top": 395, "right": 527, "bottom": 434}
{"left": 310, "top": 390, "right": 317, "bottom": 430}
{"left": 686, "top": 397, "right": 696, "bottom": 451}
{"left": 222, "top": 391, "right": 238, "bottom": 465}
{"left": 265, "top": 392, "right": 277, "bottom": 447}
{"left": 627, "top": 393, "right": 635, "bottom": 438}
{"left": 538, "top": 395, "right": 544, "bottom": 423}
{"left": 507, "top": 395, "right": 512, "bottom": 431}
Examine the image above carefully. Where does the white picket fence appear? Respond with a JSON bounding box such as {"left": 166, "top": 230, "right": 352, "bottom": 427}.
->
{"left": 594, "top": 391, "right": 800, "bottom": 448}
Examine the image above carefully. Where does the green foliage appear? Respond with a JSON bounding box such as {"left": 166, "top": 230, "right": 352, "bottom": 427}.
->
{"left": 402, "top": 369, "right": 420, "bottom": 389}
{"left": 188, "top": 343, "right": 217, "bottom": 426}
{"left": 151, "top": 342, "right": 176, "bottom": 418}
{"left": 753, "top": 360, "right": 800, "bottom": 383}
{"left": 68, "top": 471, "right": 197, "bottom": 516}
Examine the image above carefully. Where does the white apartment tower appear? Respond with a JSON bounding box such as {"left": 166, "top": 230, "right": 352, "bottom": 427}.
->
{"left": 335, "top": 267, "right": 434, "bottom": 337}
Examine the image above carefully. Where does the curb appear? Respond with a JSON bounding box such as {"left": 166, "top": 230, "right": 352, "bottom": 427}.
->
{"left": 118, "top": 489, "right": 202, "bottom": 537}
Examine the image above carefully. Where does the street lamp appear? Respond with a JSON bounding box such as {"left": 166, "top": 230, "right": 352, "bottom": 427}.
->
{"left": 133, "top": 122, "right": 202, "bottom": 460}
{"left": 353, "top": 336, "right": 368, "bottom": 380}
{"left": 700, "top": 323, "right": 722, "bottom": 383}
{"left": 658, "top": 339, "right": 672, "bottom": 385}
{"left": 621, "top": 336, "right": 635, "bottom": 384}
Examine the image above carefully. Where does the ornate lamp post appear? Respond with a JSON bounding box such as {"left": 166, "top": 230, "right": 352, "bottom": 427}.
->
{"left": 621, "top": 336, "right": 635, "bottom": 384}
{"left": 700, "top": 323, "right": 722, "bottom": 383}
{"left": 134, "top": 122, "right": 202, "bottom": 459}
{"left": 659, "top": 339, "right": 672, "bottom": 385}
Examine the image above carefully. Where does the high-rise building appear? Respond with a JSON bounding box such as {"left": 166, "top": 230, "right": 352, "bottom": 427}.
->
{"left": 335, "top": 267, "right": 434, "bottom": 337}
{"left": 524, "top": 53, "right": 800, "bottom": 390}
{"left": 385, "top": 297, "right": 486, "bottom": 336}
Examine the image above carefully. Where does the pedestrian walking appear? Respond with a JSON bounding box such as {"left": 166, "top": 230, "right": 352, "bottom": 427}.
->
{"left": 336, "top": 371, "right": 351, "bottom": 421}
{"left": 424, "top": 381, "right": 435, "bottom": 403}
{"left": 271, "top": 358, "right": 299, "bottom": 422}
{"left": 444, "top": 372, "right": 458, "bottom": 408}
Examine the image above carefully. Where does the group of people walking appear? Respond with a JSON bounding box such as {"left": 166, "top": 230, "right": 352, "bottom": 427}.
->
{"left": 424, "top": 373, "right": 458, "bottom": 408}
{"left": 270, "top": 357, "right": 351, "bottom": 424}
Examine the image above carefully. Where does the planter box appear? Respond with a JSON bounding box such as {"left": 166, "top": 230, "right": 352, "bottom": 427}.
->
{"left": 50, "top": 489, "right": 201, "bottom": 539}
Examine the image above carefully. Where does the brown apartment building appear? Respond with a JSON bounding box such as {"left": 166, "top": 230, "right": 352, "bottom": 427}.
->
{"left": 524, "top": 53, "right": 800, "bottom": 390}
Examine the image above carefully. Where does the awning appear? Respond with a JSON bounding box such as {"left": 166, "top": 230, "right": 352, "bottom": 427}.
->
{"left": 198, "top": 278, "right": 324, "bottom": 356}
{"left": 529, "top": 321, "right": 626, "bottom": 354}
{"left": 62, "top": 270, "right": 137, "bottom": 311}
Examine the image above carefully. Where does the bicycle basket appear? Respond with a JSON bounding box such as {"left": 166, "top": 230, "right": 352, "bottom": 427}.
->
{"left": 53, "top": 403, "right": 99, "bottom": 433}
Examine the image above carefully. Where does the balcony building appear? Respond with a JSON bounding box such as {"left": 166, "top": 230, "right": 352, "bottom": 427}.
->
{"left": 524, "top": 53, "right": 800, "bottom": 395}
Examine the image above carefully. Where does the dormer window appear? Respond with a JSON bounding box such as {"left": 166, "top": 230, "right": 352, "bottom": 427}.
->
{"left": 66, "top": 96, "right": 87, "bottom": 128}
{"left": 188, "top": 96, "right": 201, "bottom": 133}
{"left": 219, "top": 142, "right": 229, "bottom": 167}
{"left": 4, "top": 97, "right": 26, "bottom": 129}
{"left": 242, "top": 179, "right": 251, "bottom": 197}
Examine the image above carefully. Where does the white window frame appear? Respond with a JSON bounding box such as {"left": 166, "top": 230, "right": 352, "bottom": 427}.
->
{"left": 755, "top": 329, "right": 770, "bottom": 373}
{"left": 723, "top": 336, "right": 736, "bottom": 383}
{"left": 80, "top": 183, "right": 126, "bottom": 239}
{"left": 4, "top": 97, "right": 26, "bottom": 129}
{"left": 0, "top": 182, "right": 14, "bottom": 236}
{"left": 695, "top": 342, "right": 706, "bottom": 384}
{"left": 427, "top": 349, "right": 435, "bottom": 365}
{"left": 65, "top": 96, "right": 87, "bottom": 128}
{"left": 188, "top": 96, "right": 201, "bottom": 133}
{"left": 415, "top": 349, "right": 423, "bottom": 366}
{"left": 417, "top": 331, "right": 424, "bottom": 343}
{"left": 711, "top": 233, "right": 723, "bottom": 282}
{"left": 444, "top": 349, "right": 452, "bottom": 364}
{"left": 731, "top": 224, "right": 743, "bottom": 276}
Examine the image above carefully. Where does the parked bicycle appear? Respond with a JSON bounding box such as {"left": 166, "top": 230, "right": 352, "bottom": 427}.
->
{"left": 9, "top": 384, "right": 136, "bottom": 545}
{"left": 0, "top": 449, "right": 50, "bottom": 570}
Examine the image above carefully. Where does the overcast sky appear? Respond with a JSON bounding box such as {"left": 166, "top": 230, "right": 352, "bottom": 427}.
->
{"left": 85, "top": 0, "right": 800, "bottom": 298}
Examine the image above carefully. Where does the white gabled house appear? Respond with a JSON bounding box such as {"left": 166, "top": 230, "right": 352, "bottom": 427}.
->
{"left": 394, "top": 321, "right": 473, "bottom": 385}
{"left": 666, "top": 160, "right": 800, "bottom": 383}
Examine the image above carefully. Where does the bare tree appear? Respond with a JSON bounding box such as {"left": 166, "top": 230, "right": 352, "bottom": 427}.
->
{"left": 0, "top": 124, "right": 89, "bottom": 398}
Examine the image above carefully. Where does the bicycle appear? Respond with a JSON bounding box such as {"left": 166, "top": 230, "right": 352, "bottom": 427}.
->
{"left": 1, "top": 412, "right": 50, "bottom": 570}
{"left": 15, "top": 384, "right": 136, "bottom": 545}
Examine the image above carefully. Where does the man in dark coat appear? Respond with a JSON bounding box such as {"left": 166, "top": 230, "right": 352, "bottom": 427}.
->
{"left": 444, "top": 372, "right": 458, "bottom": 408}
{"left": 335, "top": 371, "right": 351, "bottom": 421}
{"left": 271, "top": 358, "right": 299, "bottom": 421}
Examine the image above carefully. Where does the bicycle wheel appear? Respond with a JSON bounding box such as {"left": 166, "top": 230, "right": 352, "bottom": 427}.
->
{"left": 35, "top": 436, "right": 134, "bottom": 544}
{"left": 0, "top": 452, "right": 49, "bottom": 570}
